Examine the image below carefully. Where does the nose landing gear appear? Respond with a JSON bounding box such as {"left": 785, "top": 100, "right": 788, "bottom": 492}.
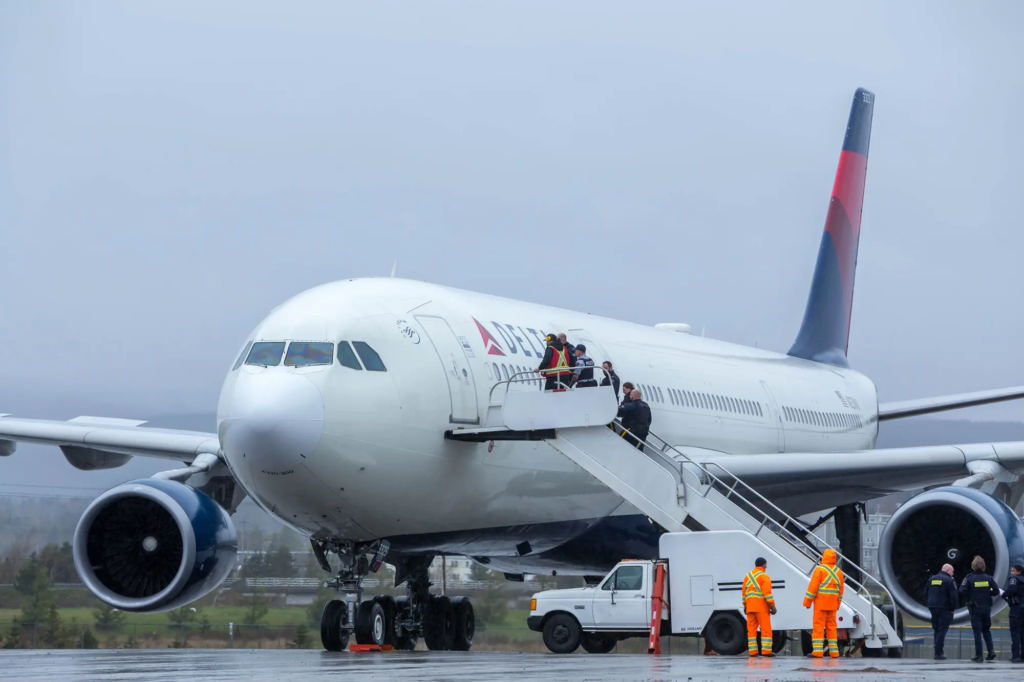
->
{"left": 314, "top": 540, "right": 476, "bottom": 652}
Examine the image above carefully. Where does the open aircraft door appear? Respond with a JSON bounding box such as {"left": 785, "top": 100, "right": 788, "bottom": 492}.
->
{"left": 416, "top": 316, "right": 479, "bottom": 425}
{"left": 567, "top": 328, "right": 612, "bottom": 367}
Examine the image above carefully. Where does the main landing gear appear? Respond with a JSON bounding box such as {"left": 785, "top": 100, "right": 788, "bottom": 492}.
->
{"left": 315, "top": 540, "right": 476, "bottom": 652}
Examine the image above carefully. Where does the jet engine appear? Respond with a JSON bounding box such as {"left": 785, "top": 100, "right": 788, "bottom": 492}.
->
{"left": 878, "top": 486, "right": 1024, "bottom": 623}
{"left": 73, "top": 478, "right": 237, "bottom": 612}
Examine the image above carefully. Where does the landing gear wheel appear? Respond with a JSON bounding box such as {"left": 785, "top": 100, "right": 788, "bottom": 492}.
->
{"left": 355, "top": 598, "right": 388, "bottom": 646}
{"left": 320, "top": 599, "right": 350, "bottom": 652}
{"left": 376, "top": 595, "right": 399, "bottom": 648}
{"left": 450, "top": 596, "right": 475, "bottom": 651}
{"left": 423, "top": 594, "right": 455, "bottom": 651}
{"left": 394, "top": 595, "right": 418, "bottom": 651}
{"left": 581, "top": 632, "right": 617, "bottom": 654}
{"left": 861, "top": 643, "right": 883, "bottom": 658}
{"left": 703, "top": 612, "right": 746, "bottom": 656}
{"left": 542, "top": 613, "right": 582, "bottom": 654}
{"left": 771, "top": 630, "right": 788, "bottom": 654}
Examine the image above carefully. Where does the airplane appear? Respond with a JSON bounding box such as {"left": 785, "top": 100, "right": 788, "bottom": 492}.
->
{"left": 3, "top": 87, "right": 1024, "bottom": 654}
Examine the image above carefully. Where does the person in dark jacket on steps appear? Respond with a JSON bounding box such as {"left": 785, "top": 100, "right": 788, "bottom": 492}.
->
{"left": 617, "top": 388, "right": 652, "bottom": 452}
{"left": 600, "top": 361, "right": 620, "bottom": 396}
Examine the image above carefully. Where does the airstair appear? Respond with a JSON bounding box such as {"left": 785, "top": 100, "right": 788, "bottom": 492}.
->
{"left": 447, "top": 372, "right": 902, "bottom": 651}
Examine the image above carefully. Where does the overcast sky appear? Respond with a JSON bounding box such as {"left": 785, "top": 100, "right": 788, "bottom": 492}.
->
{"left": 2, "top": 1, "right": 1023, "bottom": 487}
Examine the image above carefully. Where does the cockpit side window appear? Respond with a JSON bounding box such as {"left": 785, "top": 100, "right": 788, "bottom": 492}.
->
{"left": 337, "top": 342, "right": 363, "bottom": 370}
{"left": 245, "top": 342, "right": 286, "bottom": 367}
{"left": 352, "top": 342, "right": 386, "bottom": 371}
{"left": 232, "top": 340, "right": 253, "bottom": 371}
{"left": 285, "top": 342, "right": 334, "bottom": 367}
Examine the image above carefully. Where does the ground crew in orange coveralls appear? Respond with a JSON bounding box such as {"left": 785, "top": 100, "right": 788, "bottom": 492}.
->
{"left": 742, "top": 557, "right": 777, "bottom": 657}
{"left": 803, "top": 548, "right": 845, "bottom": 658}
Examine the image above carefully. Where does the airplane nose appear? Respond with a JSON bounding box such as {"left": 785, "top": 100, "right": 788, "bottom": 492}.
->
{"left": 219, "top": 372, "right": 325, "bottom": 473}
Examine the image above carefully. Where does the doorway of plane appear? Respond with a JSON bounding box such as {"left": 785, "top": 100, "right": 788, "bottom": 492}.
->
{"left": 567, "top": 328, "right": 612, "bottom": 369}
{"left": 416, "top": 316, "right": 479, "bottom": 424}
{"left": 759, "top": 380, "right": 786, "bottom": 453}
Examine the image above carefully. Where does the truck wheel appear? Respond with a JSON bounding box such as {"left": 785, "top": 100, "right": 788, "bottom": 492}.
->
{"left": 450, "top": 596, "right": 475, "bottom": 651}
{"left": 542, "top": 613, "right": 582, "bottom": 654}
{"left": 800, "top": 630, "right": 813, "bottom": 657}
{"left": 704, "top": 612, "right": 746, "bottom": 656}
{"left": 581, "top": 633, "right": 617, "bottom": 654}
{"left": 769, "top": 630, "right": 787, "bottom": 654}
{"left": 880, "top": 604, "right": 904, "bottom": 658}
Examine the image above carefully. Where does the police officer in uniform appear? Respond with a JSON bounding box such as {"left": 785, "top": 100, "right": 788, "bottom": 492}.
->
{"left": 927, "top": 563, "right": 957, "bottom": 660}
{"left": 960, "top": 555, "right": 1000, "bottom": 662}
{"left": 572, "top": 345, "right": 597, "bottom": 388}
{"left": 1005, "top": 564, "right": 1023, "bottom": 663}
{"left": 617, "top": 388, "right": 652, "bottom": 452}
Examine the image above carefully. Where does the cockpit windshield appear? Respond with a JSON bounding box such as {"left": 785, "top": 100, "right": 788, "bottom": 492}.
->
{"left": 285, "top": 342, "right": 334, "bottom": 367}
{"left": 245, "top": 342, "right": 286, "bottom": 367}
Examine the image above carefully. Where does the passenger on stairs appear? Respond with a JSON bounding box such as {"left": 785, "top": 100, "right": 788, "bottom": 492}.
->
{"left": 599, "top": 361, "right": 620, "bottom": 396}
{"left": 535, "top": 334, "right": 572, "bottom": 391}
{"left": 617, "top": 389, "right": 652, "bottom": 452}
{"left": 803, "top": 549, "right": 845, "bottom": 658}
{"left": 620, "top": 382, "right": 635, "bottom": 405}
{"left": 572, "top": 345, "right": 597, "bottom": 388}
{"left": 743, "top": 557, "right": 777, "bottom": 657}
{"left": 557, "top": 333, "right": 577, "bottom": 362}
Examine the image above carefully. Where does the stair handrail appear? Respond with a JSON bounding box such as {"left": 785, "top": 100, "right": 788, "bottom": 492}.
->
{"left": 616, "top": 421, "right": 897, "bottom": 641}
{"left": 487, "top": 368, "right": 617, "bottom": 406}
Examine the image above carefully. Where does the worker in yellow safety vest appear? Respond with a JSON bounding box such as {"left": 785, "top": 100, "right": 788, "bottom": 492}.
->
{"left": 803, "top": 548, "right": 845, "bottom": 658}
{"left": 742, "top": 557, "right": 777, "bottom": 657}
{"left": 536, "top": 334, "right": 571, "bottom": 391}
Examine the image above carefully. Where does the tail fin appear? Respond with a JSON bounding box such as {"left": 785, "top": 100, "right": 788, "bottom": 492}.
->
{"left": 788, "top": 88, "right": 874, "bottom": 367}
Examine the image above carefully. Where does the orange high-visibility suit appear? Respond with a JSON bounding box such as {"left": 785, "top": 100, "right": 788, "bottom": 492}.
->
{"left": 742, "top": 565, "right": 776, "bottom": 656}
{"left": 803, "top": 549, "right": 845, "bottom": 658}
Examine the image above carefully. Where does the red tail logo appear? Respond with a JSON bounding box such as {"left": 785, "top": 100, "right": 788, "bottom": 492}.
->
{"left": 473, "top": 318, "right": 506, "bottom": 356}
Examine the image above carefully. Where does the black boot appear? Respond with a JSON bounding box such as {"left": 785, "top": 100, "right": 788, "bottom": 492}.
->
{"left": 986, "top": 652, "right": 997, "bottom": 661}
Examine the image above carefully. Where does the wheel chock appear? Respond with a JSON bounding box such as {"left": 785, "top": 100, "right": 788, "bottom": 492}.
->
{"left": 348, "top": 644, "right": 395, "bottom": 653}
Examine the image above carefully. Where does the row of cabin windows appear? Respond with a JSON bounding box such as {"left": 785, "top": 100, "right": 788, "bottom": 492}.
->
{"left": 664, "top": 386, "right": 764, "bottom": 418}
{"left": 233, "top": 341, "right": 386, "bottom": 372}
{"left": 783, "top": 406, "right": 862, "bottom": 429}
{"left": 486, "top": 362, "right": 542, "bottom": 386}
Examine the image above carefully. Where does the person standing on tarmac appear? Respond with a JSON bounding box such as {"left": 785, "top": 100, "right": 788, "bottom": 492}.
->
{"left": 742, "top": 557, "right": 777, "bottom": 657}
{"left": 927, "top": 563, "right": 958, "bottom": 660}
{"left": 572, "top": 345, "right": 597, "bottom": 388}
{"left": 617, "top": 389, "right": 652, "bottom": 451}
{"left": 600, "top": 361, "right": 620, "bottom": 395}
{"left": 535, "top": 334, "right": 572, "bottom": 391}
{"left": 1004, "top": 564, "right": 1023, "bottom": 664}
{"left": 803, "top": 549, "right": 844, "bottom": 658}
{"left": 960, "top": 555, "right": 1000, "bottom": 662}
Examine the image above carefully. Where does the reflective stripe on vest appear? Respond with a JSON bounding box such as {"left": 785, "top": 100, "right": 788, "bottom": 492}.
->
{"left": 818, "top": 565, "right": 842, "bottom": 595}
{"left": 976, "top": 581, "right": 990, "bottom": 587}
{"left": 744, "top": 572, "right": 764, "bottom": 602}
{"left": 546, "top": 346, "right": 569, "bottom": 371}
{"left": 931, "top": 580, "right": 943, "bottom": 585}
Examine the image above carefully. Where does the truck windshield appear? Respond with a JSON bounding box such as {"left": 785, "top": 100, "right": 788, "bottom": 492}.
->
{"left": 602, "top": 565, "right": 644, "bottom": 591}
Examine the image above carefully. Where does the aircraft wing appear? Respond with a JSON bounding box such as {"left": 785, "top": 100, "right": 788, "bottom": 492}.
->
{"left": 878, "top": 385, "right": 1024, "bottom": 421}
{"left": 700, "top": 441, "right": 1024, "bottom": 517}
{"left": 0, "top": 414, "right": 219, "bottom": 462}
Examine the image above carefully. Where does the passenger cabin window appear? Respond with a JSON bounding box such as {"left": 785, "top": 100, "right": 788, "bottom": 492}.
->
{"left": 246, "top": 342, "right": 286, "bottom": 367}
{"left": 602, "top": 565, "right": 644, "bottom": 591}
{"left": 337, "top": 342, "right": 363, "bottom": 370}
{"left": 285, "top": 342, "right": 334, "bottom": 367}
{"left": 353, "top": 342, "right": 386, "bottom": 371}
{"left": 233, "top": 340, "right": 253, "bottom": 371}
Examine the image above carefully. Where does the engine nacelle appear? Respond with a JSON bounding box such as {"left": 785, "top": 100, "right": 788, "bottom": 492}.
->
{"left": 73, "top": 479, "right": 237, "bottom": 612}
{"left": 878, "top": 486, "right": 1024, "bottom": 623}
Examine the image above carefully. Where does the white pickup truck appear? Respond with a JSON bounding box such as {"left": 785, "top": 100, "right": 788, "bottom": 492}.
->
{"left": 527, "top": 530, "right": 902, "bottom": 656}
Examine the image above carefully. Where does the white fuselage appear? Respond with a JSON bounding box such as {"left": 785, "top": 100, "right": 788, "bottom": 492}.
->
{"left": 215, "top": 278, "right": 878, "bottom": 558}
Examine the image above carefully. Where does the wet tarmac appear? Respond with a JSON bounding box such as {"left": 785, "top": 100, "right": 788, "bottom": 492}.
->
{"left": 3, "top": 650, "right": 1024, "bottom": 682}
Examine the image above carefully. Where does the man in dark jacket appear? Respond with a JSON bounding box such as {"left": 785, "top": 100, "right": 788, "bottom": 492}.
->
{"left": 617, "top": 389, "right": 652, "bottom": 451}
{"left": 620, "top": 381, "right": 635, "bottom": 406}
{"left": 1005, "top": 564, "right": 1023, "bottom": 663}
{"left": 960, "top": 555, "right": 1001, "bottom": 662}
{"left": 927, "top": 563, "right": 958, "bottom": 660}
{"left": 599, "top": 361, "right": 620, "bottom": 396}
{"left": 557, "top": 334, "right": 577, "bottom": 364}
{"left": 536, "top": 334, "right": 571, "bottom": 391}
